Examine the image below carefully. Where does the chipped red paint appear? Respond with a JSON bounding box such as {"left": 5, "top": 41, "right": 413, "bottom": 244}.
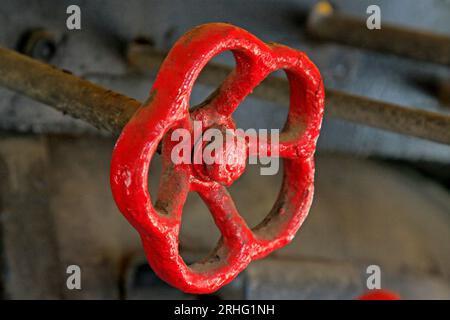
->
{"left": 110, "top": 23, "right": 325, "bottom": 294}
{"left": 358, "top": 290, "right": 401, "bottom": 300}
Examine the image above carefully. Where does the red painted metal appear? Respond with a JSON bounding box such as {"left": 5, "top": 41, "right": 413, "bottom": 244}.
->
{"left": 110, "top": 23, "right": 325, "bottom": 294}
{"left": 358, "top": 290, "right": 401, "bottom": 300}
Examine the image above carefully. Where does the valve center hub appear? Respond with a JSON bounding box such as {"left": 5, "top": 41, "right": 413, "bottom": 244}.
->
{"left": 203, "top": 129, "right": 247, "bottom": 186}
{"left": 193, "top": 126, "right": 248, "bottom": 186}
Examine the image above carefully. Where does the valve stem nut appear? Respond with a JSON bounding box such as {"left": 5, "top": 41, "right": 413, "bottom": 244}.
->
{"left": 203, "top": 129, "right": 247, "bottom": 186}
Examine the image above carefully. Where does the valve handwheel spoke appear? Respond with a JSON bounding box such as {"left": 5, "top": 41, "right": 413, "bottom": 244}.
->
{"left": 154, "top": 161, "right": 190, "bottom": 221}
{"left": 110, "top": 23, "right": 325, "bottom": 294}
{"left": 194, "top": 182, "right": 254, "bottom": 246}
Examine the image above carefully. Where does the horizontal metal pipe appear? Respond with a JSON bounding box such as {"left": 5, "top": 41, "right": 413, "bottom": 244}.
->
{"left": 128, "top": 43, "right": 450, "bottom": 145}
{"left": 0, "top": 47, "right": 140, "bottom": 134}
{"left": 0, "top": 46, "right": 449, "bottom": 145}
{"left": 306, "top": 1, "right": 450, "bottom": 66}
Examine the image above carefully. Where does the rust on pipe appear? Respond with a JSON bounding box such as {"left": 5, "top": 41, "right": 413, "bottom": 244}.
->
{"left": 306, "top": 1, "right": 450, "bottom": 66}
{"left": 325, "top": 90, "right": 450, "bottom": 144}
{"left": 0, "top": 46, "right": 140, "bottom": 134}
{"left": 0, "top": 45, "right": 449, "bottom": 145}
{"left": 128, "top": 42, "right": 450, "bottom": 145}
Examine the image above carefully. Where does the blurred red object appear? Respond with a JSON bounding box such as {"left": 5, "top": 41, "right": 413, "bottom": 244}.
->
{"left": 358, "top": 290, "right": 400, "bottom": 300}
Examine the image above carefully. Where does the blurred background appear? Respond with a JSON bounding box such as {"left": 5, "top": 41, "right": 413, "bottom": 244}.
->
{"left": 0, "top": 0, "right": 449, "bottom": 299}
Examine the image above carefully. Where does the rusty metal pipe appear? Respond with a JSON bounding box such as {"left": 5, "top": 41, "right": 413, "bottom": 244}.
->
{"left": 0, "top": 47, "right": 140, "bottom": 134}
{"left": 128, "top": 43, "right": 450, "bottom": 145}
{"left": 0, "top": 46, "right": 449, "bottom": 145}
{"left": 306, "top": 1, "right": 450, "bottom": 66}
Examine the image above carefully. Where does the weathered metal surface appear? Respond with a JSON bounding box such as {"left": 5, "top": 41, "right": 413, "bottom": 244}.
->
{"left": 307, "top": 1, "right": 450, "bottom": 66}
{"left": 46, "top": 135, "right": 140, "bottom": 299}
{"left": 245, "top": 259, "right": 450, "bottom": 300}
{"left": 1, "top": 134, "right": 448, "bottom": 299}
{"left": 0, "top": 136, "right": 64, "bottom": 299}
{"left": 325, "top": 90, "right": 450, "bottom": 145}
{"left": 110, "top": 23, "right": 324, "bottom": 293}
{"left": 0, "top": 47, "right": 140, "bottom": 134}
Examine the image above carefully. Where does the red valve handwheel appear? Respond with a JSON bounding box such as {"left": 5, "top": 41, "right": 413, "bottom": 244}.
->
{"left": 110, "top": 23, "right": 325, "bottom": 294}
